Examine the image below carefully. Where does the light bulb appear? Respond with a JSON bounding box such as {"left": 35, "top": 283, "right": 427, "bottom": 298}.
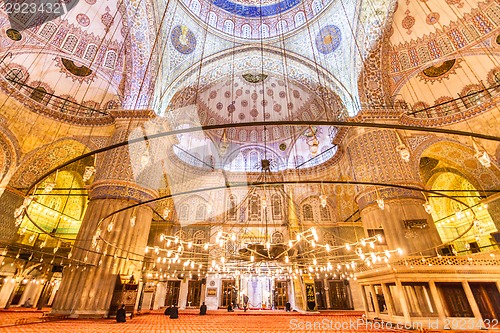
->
{"left": 397, "top": 144, "right": 410, "bottom": 162}
{"left": 475, "top": 151, "right": 491, "bottom": 168}
{"left": 325, "top": 244, "right": 330, "bottom": 252}
{"left": 44, "top": 182, "right": 56, "bottom": 193}
{"left": 107, "top": 221, "right": 114, "bottom": 232}
{"left": 376, "top": 198, "right": 385, "bottom": 210}
{"left": 130, "top": 215, "right": 136, "bottom": 227}
{"left": 423, "top": 202, "right": 432, "bottom": 214}
{"left": 319, "top": 194, "right": 327, "bottom": 208}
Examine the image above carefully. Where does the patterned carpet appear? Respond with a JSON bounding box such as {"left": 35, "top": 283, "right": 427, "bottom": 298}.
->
{"left": 0, "top": 310, "right": 494, "bottom": 333}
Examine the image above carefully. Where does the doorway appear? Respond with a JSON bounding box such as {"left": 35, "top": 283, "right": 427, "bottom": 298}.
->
{"left": 436, "top": 283, "right": 473, "bottom": 317}
{"left": 221, "top": 280, "right": 236, "bottom": 308}
{"left": 186, "top": 280, "right": 201, "bottom": 307}
{"left": 165, "top": 280, "right": 181, "bottom": 307}
{"left": 274, "top": 280, "right": 288, "bottom": 309}
{"left": 315, "top": 280, "right": 327, "bottom": 309}
{"left": 329, "top": 280, "right": 350, "bottom": 309}
{"left": 469, "top": 282, "right": 500, "bottom": 320}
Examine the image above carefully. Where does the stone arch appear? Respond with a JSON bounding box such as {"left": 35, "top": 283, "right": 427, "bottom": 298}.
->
{"left": 416, "top": 138, "right": 500, "bottom": 191}
{"left": 10, "top": 139, "right": 92, "bottom": 189}
{"left": 0, "top": 124, "right": 20, "bottom": 185}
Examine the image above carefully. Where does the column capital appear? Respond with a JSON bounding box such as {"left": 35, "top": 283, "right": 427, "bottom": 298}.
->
{"left": 355, "top": 182, "right": 425, "bottom": 210}
{"left": 90, "top": 180, "right": 158, "bottom": 202}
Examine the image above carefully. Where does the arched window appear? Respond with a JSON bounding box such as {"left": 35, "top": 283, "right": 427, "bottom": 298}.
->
{"left": 312, "top": 0, "right": 323, "bottom": 14}
{"left": 189, "top": 0, "right": 201, "bottom": 14}
{"left": 461, "top": 87, "right": 485, "bottom": 109}
{"left": 259, "top": 24, "right": 270, "bottom": 38}
{"left": 303, "top": 204, "right": 313, "bottom": 220}
{"left": 227, "top": 195, "right": 237, "bottom": 220}
{"left": 193, "top": 230, "right": 206, "bottom": 254}
{"left": 40, "top": 22, "right": 57, "bottom": 39}
{"left": 242, "top": 24, "right": 251, "bottom": 38}
{"left": 104, "top": 51, "right": 117, "bottom": 69}
{"left": 179, "top": 204, "right": 189, "bottom": 220}
{"left": 84, "top": 44, "right": 98, "bottom": 62}
{"left": 249, "top": 151, "right": 259, "bottom": 171}
{"left": 294, "top": 12, "right": 306, "bottom": 27}
{"left": 208, "top": 12, "right": 217, "bottom": 27}
{"left": 62, "top": 35, "right": 78, "bottom": 53}
{"left": 277, "top": 20, "right": 288, "bottom": 34}
{"left": 5, "top": 68, "right": 24, "bottom": 84}
{"left": 272, "top": 194, "right": 282, "bottom": 219}
{"left": 195, "top": 204, "right": 206, "bottom": 220}
{"left": 223, "top": 20, "right": 234, "bottom": 35}
{"left": 320, "top": 206, "right": 330, "bottom": 220}
{"left": 30, "top": 86, "right": 47, "bottom": 104}
{"left": 249, "top": 194, "right": 260, "bottom": 219}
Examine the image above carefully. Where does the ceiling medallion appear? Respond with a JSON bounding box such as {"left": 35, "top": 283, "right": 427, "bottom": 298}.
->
{"left": 315, "top": 25, "right": 342, "bottom": 54}
{"left": 6, "top": 29, "right": 22, "bottom": 41}
{"left": 242, "top": 73, "right": 268, "bottom": 84}
{"left": 171, "top": 25, "right": 197, "bottom": 55}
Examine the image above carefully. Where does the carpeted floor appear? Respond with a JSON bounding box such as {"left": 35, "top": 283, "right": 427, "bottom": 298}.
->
{"left": 0, "top": 310, "right": 496, "bottom": 333}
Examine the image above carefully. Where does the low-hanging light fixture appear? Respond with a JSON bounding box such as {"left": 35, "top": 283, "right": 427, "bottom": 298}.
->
{"left": 305, "top": 126, "right": 320, "bottom": 156}
{"left": 219, "top": 129, "right": 229, "bottom": 156}
{"left": 395, "top": 131, "right": 410, "bottom": 162}
{"left": 471, "top": 137, "right": 491, "bottom": 168}
{"left": 319, "top": 183, "right": 327, "bottom": 208}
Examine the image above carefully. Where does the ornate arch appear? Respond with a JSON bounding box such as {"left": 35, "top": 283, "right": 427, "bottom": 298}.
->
{"left": 10, "top": 139, "right": 91, "bottom": 189}
{"left": 416, "top": 138, "right": 500, "bottom": 191}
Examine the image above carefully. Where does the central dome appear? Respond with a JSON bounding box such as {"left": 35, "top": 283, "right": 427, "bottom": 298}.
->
{"left": 181, "top": 0, "right": 335, "bottom": 39}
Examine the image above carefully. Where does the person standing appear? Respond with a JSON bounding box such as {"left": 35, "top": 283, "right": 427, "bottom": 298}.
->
{"left": 199, "top": 302, "right": 207, "bottom": 315}
{"left": 243, "top": 294, "right": 249, "bottom": 312}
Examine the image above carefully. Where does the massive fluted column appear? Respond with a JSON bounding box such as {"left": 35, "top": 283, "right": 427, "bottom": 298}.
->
{"left": 52, "top": 110, "right": 159, "bottom": 317}
{"left": 346, "top": 129, "right": 442, "bottom": 256}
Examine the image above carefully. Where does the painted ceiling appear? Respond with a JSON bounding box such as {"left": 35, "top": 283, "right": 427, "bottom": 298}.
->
{"left": 0, "top": 0, "right": 498, "bottom": 171}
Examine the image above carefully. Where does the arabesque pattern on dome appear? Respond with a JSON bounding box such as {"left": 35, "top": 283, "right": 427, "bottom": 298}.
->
{"left": 179, "top": 0, "right": 336, "bottom": 40}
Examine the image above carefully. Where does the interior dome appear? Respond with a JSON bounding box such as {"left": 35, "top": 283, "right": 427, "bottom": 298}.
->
{"left": 180, "top": 0, "right": 336, "bottom": 40}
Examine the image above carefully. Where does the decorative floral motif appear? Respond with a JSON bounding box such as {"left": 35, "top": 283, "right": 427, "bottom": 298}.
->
{"left": 402, "top": 10, "right": 415, "bottom": 34}
{"left": 101, "top": 7, "right": 115, "bottom": 32}
{"left": 315, "top": 25, "right": 342, "bottom": 54}
{"left": 170, "top": 25, "right": 197, "bottom": 55}
{"left": 426, "top": 12, "right": 440, "bottom": 25}
{"left": 85, "top": 0, "right": 97, "bottom": 4}
{"left": 76, "top": 13, "right": 90, "bottom": 27}
{"left": 446, "top": 0, "right": 464, "bottom": 8}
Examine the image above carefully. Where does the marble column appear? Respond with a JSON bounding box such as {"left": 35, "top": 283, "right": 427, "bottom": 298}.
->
{"left": 347, "top": 129, "right": 442, "bottom": 256}
{"left": 51, "top": 111, "right": 159, "bottom": 317}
